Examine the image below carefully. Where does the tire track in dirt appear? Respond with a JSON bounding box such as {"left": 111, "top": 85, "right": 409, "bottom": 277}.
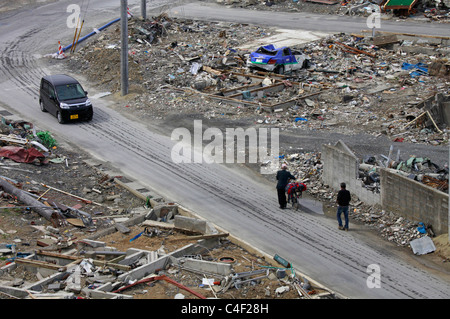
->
{"left": 0, "top": 27, "right": 46, "bottom": 98}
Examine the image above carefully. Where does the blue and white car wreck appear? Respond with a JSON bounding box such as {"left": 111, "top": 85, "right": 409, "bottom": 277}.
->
{"left": 247, "top": 44, "right": 308, "bottom": 74}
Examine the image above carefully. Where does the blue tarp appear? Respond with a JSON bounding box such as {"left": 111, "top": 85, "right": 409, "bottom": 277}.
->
{"left": 401, "top": 62, "right": 428, "bottom": 78}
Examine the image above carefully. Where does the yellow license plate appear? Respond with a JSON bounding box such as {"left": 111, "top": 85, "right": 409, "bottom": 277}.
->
{"left": 70, "top": 114, "right": 79, "bottom": 120}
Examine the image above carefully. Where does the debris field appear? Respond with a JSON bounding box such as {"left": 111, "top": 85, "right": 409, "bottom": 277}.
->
{"left": 1, "top": 3, "right": 450, "bottom": 299}
{"left": 0, "top": 119, "right": 332, "bottom": 299}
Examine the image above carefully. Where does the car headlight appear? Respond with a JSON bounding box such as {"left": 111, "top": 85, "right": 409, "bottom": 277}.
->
{"left": 60, "top": 102, "right": 70, "bottom": 109}
{"left": 85, "top": 98, "right": 92, "bottom": 106}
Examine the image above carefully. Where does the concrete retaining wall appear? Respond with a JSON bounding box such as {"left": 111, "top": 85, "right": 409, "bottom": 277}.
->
{"left": 322, "top": 141, "right": 381, "bottom": 205}
{"left": 322, "top": 141, "right": 449, "bottom": 236}
{"left": 381, "top": 168, "right": 449, "bottom": 235}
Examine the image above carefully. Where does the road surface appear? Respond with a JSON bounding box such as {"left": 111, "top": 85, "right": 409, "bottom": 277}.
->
{"left": 0, "top": 0, "right": 449, "bottom": 299}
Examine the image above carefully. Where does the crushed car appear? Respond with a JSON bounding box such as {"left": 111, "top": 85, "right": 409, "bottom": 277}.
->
{"left": 247, "top": 44, "right": 308, "bottom": 74}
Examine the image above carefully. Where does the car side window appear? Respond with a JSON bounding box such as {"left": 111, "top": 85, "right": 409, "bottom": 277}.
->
{"left": 41, "top": 81, "right": 48, "bottom": 95}
{"left": 48, "top": 84, "right": 56, "bottom": 99}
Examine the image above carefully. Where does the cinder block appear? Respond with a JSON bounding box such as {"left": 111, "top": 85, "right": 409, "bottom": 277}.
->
{"left": 174, "top": 215, "right": 207, "bottom": 234}
{"left": 179, "top": 258, "right": 233, "bottom": 276}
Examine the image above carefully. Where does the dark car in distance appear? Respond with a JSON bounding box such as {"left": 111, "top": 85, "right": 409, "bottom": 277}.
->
{"left": 39, "top": 74, "right": 93, "bottom": 124}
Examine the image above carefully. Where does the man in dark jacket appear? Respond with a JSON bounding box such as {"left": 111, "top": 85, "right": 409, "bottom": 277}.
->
{"left": 276, "top": 163, "right": 296, "bottom": 209}
{"left": 336, "top": 182, "right": 351, "bottom": 230}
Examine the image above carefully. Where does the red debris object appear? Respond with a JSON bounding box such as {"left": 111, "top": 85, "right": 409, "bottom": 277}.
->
{"left": 0, "top": 146, "right": 45, "bottom": 163}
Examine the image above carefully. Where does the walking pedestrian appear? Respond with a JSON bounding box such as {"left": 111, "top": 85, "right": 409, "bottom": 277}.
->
{"left": 336, "top": 182, "right": 351, "bottom": 231}
{"left": 276, "top": 163, "right": 296, "bottom": 209}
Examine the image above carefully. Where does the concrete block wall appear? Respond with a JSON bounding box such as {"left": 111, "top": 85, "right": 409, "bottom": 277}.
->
{"left": 322, "top": 141, "right": 448, "bottom": 236}
{"left": 381, "top": 168, "right": 449, "bottom": 236}
{"left": 322, "top": 142, "right": 381, "bottom": 205}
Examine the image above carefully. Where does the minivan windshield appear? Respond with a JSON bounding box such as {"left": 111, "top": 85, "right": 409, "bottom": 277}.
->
{"left": 55, "top": 84, "right": 86, "bottom": 101}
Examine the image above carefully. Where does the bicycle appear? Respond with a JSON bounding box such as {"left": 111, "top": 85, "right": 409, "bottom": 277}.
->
{"left": 286, "top": 182, "right": 306, "bottom": 211}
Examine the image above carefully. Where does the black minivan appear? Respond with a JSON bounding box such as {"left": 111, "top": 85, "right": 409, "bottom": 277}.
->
{"left": 39, "top": 74, "right": 93, "bottom": 124}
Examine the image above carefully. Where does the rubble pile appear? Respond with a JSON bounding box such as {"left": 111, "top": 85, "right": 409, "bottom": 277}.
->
{"left": 68, "top": 15, "right": 268, "bottom": 98}
{"left": 350, "top": 205, "right": 434, "bottom": 246}
{"left": 67, "top": 17, "right": 449, "bottom": 147}
{"left": 0, "top": 209, "right": 333, "bottom": 299}
{"left": 278, "top": 34, "right": 449, "bottom": 143}
{"left": 359, "top": 150, "right": 448, "bottom": 194}
{"left": 282, "top": 152, "right": 333, "bottom": 200}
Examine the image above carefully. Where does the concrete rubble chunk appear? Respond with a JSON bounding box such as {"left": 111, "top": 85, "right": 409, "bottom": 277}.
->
{"left": 174, "top": 215, "right": 218, "bottom": 235}
{"left": 177, "top": 257, "right": 233, "bottom": 276}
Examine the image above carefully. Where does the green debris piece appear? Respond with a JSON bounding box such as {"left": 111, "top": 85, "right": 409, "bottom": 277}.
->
{"left": 36, "top": 131, "right": 58, "bottom": 148}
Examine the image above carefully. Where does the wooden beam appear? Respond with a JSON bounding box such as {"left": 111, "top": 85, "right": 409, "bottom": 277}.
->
{"left": 15, "top": 258, "right": 66, "bottom": 271}
{"left": 36, "top": 250, "right": 80, "bottom": 260}
{"left": 41, "top": 183, "right": 102, "bottom": 206}
{"left": 168, "top": 232, "right": 229, "bottom": 242}
{"left": 361, "top": 30, "right": 450, "bottom": 40}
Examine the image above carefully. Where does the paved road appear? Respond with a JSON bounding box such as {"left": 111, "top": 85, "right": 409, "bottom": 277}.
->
{"left": 167, "top": 1, "right": 450, "bottom": 37}
{"left": 0, "top": 0, "right": 449, "bottom": 299}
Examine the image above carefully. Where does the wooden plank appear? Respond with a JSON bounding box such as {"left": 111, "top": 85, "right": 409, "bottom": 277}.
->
{"left": 142, "top": 219, "right": 175, "bottom": 229}
{"left": 15, "top": 258, "right": 65, "bottom": 271}
{"left": 361, "top": 30, "right": 450, "bottom": 40}
{"left": 36, "top": 250, "right": 80, "bottom": 261}
{"left": 426, "top": 111, "right": 443, "bottom": 134}
{"left": 334, "top": 41, "right": 376, "bottom": 58}
{"left": 168, "top": 232, "right": 229, "bottom": 242}
{"left": 227, "top": 82, "right": 286, "bottom": 99}
{"left": 92, "top": 260, "right": 131, "bottom": 271}
{"left": 41, "top": 183, "right": 102, "bottom": 206}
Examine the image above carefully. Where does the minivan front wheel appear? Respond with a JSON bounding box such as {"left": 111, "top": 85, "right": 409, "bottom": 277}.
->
{"left": 57, "top": 112, "right": 65, "bottom": 124}
{"left": 39, "top": 100, "right": 47, "bottom": 112}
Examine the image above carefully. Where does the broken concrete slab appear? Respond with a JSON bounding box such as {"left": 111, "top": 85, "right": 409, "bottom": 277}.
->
{"left": 174, "top": 215, "right": 218, "bottom": 235}
{"left": 177, "top": 257, "right": 233, "bottom": 276}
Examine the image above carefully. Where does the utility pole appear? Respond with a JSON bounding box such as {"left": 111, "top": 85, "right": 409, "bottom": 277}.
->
{"left": 121, "top": 0, "right": 129, "bottom": 96}
{"left": 141, "top": 0, "right": 147, "bottom": 20}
